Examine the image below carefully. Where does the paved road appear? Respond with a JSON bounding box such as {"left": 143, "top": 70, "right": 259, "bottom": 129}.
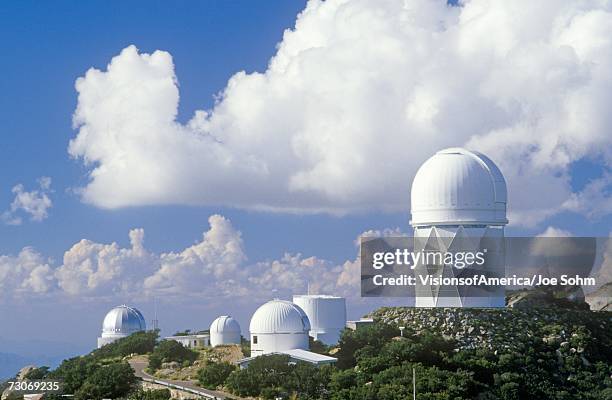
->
{"left": 128, "top": 359, "right": 229, "bottom": 400}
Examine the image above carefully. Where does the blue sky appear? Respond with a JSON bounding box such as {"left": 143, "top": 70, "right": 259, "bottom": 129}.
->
{"left": 0, "top": 0, "right": 611, "bottom": 376}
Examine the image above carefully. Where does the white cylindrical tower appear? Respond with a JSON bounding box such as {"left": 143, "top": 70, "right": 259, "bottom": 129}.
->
{"left": 292, "top": 295, "right": 346, "bottom": 345}
{"left": 249, "top": 300, "right": 311, "bottom": 357}
{"left": 97, "top": 305, "right": 146, "bottom": 348}
{"left": 410, "top": 148, "right": 507, "bottom": 307}
{"left": 210, "top": 315, "right": 241, "bottom": 347}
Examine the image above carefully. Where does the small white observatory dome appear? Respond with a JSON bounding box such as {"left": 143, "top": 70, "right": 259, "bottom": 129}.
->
{"left": 410, "top": 148, "right": 507, "bottom": 227}
{"left": 210, "top": 315, "right": 241, "bottom": 347}
{"left": 249, "top": 299, "right": 311, "bottom": 357}
{"left": 97, "top": 305, "right": 146, "bottom": 348}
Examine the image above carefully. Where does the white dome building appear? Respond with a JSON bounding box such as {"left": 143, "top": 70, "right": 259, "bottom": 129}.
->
{"left": 292, "top": 295, "right": 346, "bottom": 345}
{"left": 210, "top": 315, "right": 241, "bottom": 347}
{"left": 249, "top": 300, "right": 311, "bottom": 357}
{"left": 411, "top": 147, "right": 507, "bottom": 227}
{"left": 410, "top": 148, "right": 508, "bottom": 307}
{"left": 97, "top": 305, "right": 146, "bottom": 348}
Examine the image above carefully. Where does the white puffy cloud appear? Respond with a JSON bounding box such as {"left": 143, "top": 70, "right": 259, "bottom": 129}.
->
{"left": 244, "top": 254, "right": 358, "bottom": 300}
{"left": 143, "top": 215, "right": 247, "bottom": 297}
{"left": 0, "top": 248, "right": 55, "bottom": 298}
{"left": 0, "top": 214, "right": 359, "bottom": 302}
{"left": 537, "top": 226, "right": 573, "bottom": 237}
{"left": 2, "top": 177, "right": 53, "bottom": 225}
{"left": 142, "top": 215, "right": 362, "bottom": 300}
{"left": 67, "top": 0, "right": 612, "bottom": 225}
{"left": 54, "top": 228, "right": 157, "bottom": 296}
{"left": 562, "top": 173, "right": 612, "bottom": 219}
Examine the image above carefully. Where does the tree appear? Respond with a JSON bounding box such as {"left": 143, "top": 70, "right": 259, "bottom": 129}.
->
{"left": 335, "top": 323, "right": 399, "bottom": 369}
{"left": 309, "top": 337, "right": 328, "bottom": 354}
{"left": 75, "top": 362, "right": 137, "bottom": 400}
{"left": 148, "top": 340, "right": 198, "bottom": 372}
{"left": 148, "top": 354, "right": 162, "bottom": 372}
{"left": 48, "top": 356, "right": 97, "bottom": 395}
{"left": 93, "top": 331, "right": 158, "bottom": 359}
{"left": 225, "top": 355, "right": 333, "bottom": 399}
{"left": 24, "top": 366, "right": 50, "bottom": 380}
{"left": 240, "top": 336, "right": 250, "bottom": 357}
{"left": 197, "top": 361, "right": 236, "bottom": 389}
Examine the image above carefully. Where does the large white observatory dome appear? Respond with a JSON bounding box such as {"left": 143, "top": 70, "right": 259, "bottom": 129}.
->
{"left": 249, "top": 300, "right": 310, "bottom": 356}
{"left": 97, "top": 305, "right": 146, "bottom": 348}
{"left": 210, "top": 315, "right": 241, "bottom": 347}
{"left": 410, "top": 148, "right": 507, "bottom": 227}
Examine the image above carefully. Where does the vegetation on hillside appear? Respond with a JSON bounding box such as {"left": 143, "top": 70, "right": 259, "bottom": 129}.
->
{"left": 197, "top": 361, "right": 236, "bottom": 389}
{"left": 225, "top": 354, "right": 333, "bottom": 399}
{"left": 92, "top": 331, "right": 158, "bottom": 359}
{"left": 147, "top": 340, "right": 198, "bottom": 372}
{"left": 5, "top": 303, "right": 610, "bottom": 399}
{"left": 202, "top": 306, "right": 612, "bottom": 399}
{"left": 16, "top": 331, "right": 158, "bottom": 400}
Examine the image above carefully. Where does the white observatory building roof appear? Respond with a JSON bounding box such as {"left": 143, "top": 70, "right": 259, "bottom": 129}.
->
{"left": 210, "top": 315, "right": 241, "bottom": 334}
{"left": 210, "top": 315, "right": 242, "bottom": 347}
{"left": 249, "top": 300, "right": 311, "bottom": 334}
{"left": 102, "top": 305, "right": 146, "bottom": 336}
{"left": 98, "top": 305, "right": 146, "bottom": 348}
{"left": 410, "top": 148, "right": 507, "bottom": 227}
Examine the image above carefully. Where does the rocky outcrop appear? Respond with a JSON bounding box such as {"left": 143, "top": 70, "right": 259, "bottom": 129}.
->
{"left": 506, "top": 287, "right": 590, "bottom": 311}
{"left": 585, "top": 282, "right": 612, "bottom": 311}
{"left": 1, "top": 365, "right": 37, "bottom": 400}
{"left": 368, "top": 305, "right": 611, "bottom": 361}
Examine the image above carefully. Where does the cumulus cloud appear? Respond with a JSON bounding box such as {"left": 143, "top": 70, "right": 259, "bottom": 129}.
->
{"left": 55, "top": 228, "right": 157, "bottom": 296}
{"left": 143, "top": 215, "right": 361, "bottom": 300}
{"left": 0, "top": 248, "right": 55, "bottom": 299}
{"left": 2, "top": 177, "right": 53, "bottom": 225}
{"left": 562, "top": 172, "right": 612, "bottom": 219}
{"left": 143, "top": 215, "right": 247, "bottom": 296}
{"left": 537, "top": 226, "right": 573, "bottom": 237}
{"left": 67, "top": 0, "right": 612, "bottom": 225}
{"left": 245, "top": 255, "right": 358, "bottom": 300}
{"left": 0, "top": 214, "right": 361, "bottom": 302}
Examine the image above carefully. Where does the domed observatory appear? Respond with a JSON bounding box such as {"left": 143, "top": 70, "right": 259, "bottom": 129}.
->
{"left": 410, "top": 148, "right": 507, "bottom": 307}
{"left": 210, "top": 315, "right": 241, "bottom": 347}
{"left": 97, "top": 305, "right": 146, "bottom": 348}
{"left": 292, "top": 295, "right": 346, "bottom": 345}
{"left": 249, "top": 300, "right": 311, "bottom": 357}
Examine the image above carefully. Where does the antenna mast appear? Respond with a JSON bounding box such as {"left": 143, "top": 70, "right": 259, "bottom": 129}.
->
{"left": 413, "top": 367, "right": 416, "bottom": 400}
{"left": 152, "top": 297, "right": 159, "bottom": 331}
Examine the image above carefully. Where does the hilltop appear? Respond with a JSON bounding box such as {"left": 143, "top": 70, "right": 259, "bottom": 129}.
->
{"left": 586, "top": 282, "right": 612, "bottom": 311}
{"left": 369, "top": 305, "right": 610, "bottom": 357}
{"left": 2, "top": 291, "right": 610, "bottom": 399}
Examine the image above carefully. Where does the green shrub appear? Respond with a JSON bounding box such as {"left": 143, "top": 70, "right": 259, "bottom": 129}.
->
{"left": 225, "top": 355, "right": 332, "bottom": 399}
{"left": 93, "top": 331, "right": 158, "bottom": 359}
{"left": 335, "top": 323, "right": 398, "bottom": 369}
{"left": 74, "top": 362, "right": 137, "bottom": 400}
{"left": 127, "top": 388, "right": 171, "bottom": 400}
{"left": 147, "top": 340, "right": 198, "bottom": 372}
{"left": 197, "top": 361, "right": 236, "bottom": 389}
{"left": 24, "top": 366, "right": 50, "bottom": 380}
